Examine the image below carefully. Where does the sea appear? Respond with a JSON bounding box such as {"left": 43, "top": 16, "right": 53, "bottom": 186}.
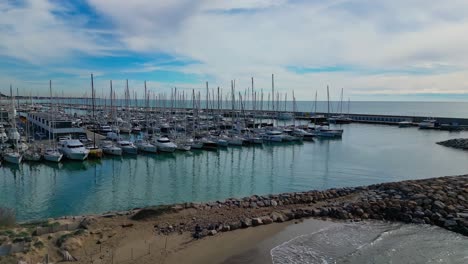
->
{"left": 28, "top": 99, "right": 468, "bottom": 118}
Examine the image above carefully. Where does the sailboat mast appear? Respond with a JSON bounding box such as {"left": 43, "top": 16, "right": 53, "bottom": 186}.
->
{"left": 91, "top": 74, "right": 96, "bottom": 147}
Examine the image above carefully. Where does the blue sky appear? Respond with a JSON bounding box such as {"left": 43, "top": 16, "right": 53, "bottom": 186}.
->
{"left": 1, "top": 0, "right": 468, "bottom": 100}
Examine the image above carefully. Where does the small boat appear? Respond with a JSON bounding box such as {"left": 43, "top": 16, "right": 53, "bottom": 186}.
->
{"left": 310, "top": 126, "right": 343, "bottom": 138}
{"left": 245, "top": 134, "right": 263, "bottom": 145}
{"left": 87, "top": 146, "right": 103, "bottom": 158}
{"left": 58, "top": 139, "right": 90, "bottom": 160}
{"left": 116, "top": 140, "right": 138, "bottom": 155}
{"left": 23, "top": 150, "right": 42, "bottom": 161}
{"left": 292, "top": 128, "right": 314, "bottom": 141}
{"left": 100, "top": 141, "right": 122, "bottom": 156}
{"left": 43, "top": 148, "right": 63, "bottom": 162}
{"left": 3, "top": 149, "right": 22, "bottom": 164}
{"left": 328, "top": 115, "right": 352, "bottom": 124}
{"left": 225, "top": 135, "right": 244, "bottom": 146}
{"left": 190, "top": 138, "right": 204, "bottom": 149}
{"left": 154, "top": 137, "right": 177, "bottom": 153}
{"left": 398, "top": 121, "right": 413, "bottom": 128}
{"left": 201, "top": 138, "right": 218, "bottom": 151}
{"left": 419, "top": 119, "right": 437, "bottom": 129}
{"left": 135, "top": 139, "right": 157, "bottom": 153}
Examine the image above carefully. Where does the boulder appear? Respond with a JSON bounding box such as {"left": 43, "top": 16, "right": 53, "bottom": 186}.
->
{"left": 252, "top": 218, "right": 263, "bottom": 226}
{"left": 271, "top": 212, "right": 286, "bottom": 223}
{"left": 241, "top": 218, "right": 252, "bottom": 228}
{"left": 261, "top": 216, "right": 273, "bottom": 225}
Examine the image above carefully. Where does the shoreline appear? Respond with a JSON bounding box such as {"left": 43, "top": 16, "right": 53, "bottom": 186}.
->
{"left": 1, "top": 174, "right": 467, "bottom": 263}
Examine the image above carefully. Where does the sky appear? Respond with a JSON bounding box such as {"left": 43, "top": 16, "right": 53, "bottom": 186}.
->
{"left": 1, "top": 0, "right": 468, "bottom": 101}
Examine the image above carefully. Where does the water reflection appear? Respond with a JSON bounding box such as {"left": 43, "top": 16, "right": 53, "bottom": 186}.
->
{"left": 3, "top": 124, "right": 468, "bottom": 221}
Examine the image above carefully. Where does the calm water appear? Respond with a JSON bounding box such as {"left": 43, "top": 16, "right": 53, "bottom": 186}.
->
{"left": 2, "top": 123, "right": 468, "bottom": 221}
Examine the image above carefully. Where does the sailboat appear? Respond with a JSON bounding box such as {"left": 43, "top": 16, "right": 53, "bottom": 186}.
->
{"left": 328, "top": 88, "right": 352, "bottom": 124}
{"left": 87, "top": 74, "right": 103, "bottom": 158}
{"left": 3, "top": 85, "right": 22, "bottom": 164}
{"left": 311, "top": 86, "right": 343, "bottom": 138}
{"left": 43, "top": 80, "right": 63, "bottom": 163}
{"left": 135, "top": 81, "right": 157, "bottom": 153}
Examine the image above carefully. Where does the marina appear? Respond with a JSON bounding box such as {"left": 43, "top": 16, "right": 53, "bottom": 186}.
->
{"left": 2, "top": 122, "right": 468, "bottom": 221}
{"left": 2, "top": 80, "right": 468, "bottom": 222}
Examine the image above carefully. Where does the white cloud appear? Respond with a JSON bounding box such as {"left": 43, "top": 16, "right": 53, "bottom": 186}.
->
{"left": 3, "top": 0, "right": 468, "bottom": 99}
{"left": 0, "top": 0, "right": 116, "bottom": 64}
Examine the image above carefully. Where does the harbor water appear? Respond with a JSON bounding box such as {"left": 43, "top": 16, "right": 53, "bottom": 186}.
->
{"left": 2, "top": 123, "right": 468, "bottom": 221}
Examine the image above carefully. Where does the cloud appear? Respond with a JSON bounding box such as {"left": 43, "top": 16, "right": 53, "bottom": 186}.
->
{"left": 0, "top": 0, "right": 117, "bottom": 64}
{"left": 2, "top": 0, "right": 468, "bottom": 99}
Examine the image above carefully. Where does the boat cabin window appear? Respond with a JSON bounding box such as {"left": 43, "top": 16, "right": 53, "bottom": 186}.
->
{"left": 68, "top": 144, "right": 83, "bottom": 148}
{"left": 158, "top": 139, "right": 170, "bottom": 143}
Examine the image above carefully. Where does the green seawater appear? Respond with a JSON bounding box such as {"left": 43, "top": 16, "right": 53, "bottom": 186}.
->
{"left": 2, "top": 123, "right": 468, "bottom": 221}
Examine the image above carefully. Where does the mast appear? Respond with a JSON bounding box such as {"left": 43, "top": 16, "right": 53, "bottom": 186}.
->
{"left": 205, "top": 81, "right": 209, "bottom": 112}
{"left": 49, "top": 80, "right": 52, "bottom": 144}
{"left": 110, "top": 80, "right": 113, "bottom": 123}
{"left": 271, "top": 74, "right": 275, "bottom": 112}
{"left": 91, "top": 74, "right": 96, "bottom": 147}
{"left": 327, "top": 85, "right": 330, "bottom": 128}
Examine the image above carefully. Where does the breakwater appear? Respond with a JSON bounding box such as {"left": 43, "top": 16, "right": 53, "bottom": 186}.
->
{"left": 437, "top": 138, "right": 468, "bottom": 150}
{"left": 132, "top": 175, "right": 468, "bottom": 237}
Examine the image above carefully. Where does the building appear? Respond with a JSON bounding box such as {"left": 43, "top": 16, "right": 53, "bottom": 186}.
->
{"left": 27, "top": 112, "right": 85, "bottom": 139}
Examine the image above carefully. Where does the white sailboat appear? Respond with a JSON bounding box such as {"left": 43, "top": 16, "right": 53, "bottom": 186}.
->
{"left": 3, "top": 85, "right": 22, "bottom": 164}
{"left": 100, "top": 140, "right": 122, "bottom": 156}
{"left": 43, "top": 80, "right": 63, "bottom": 163}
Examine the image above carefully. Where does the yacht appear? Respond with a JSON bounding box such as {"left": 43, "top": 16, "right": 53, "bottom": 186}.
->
{"left": 43, "top": 148, "right": 63, "bottom": 162}
{"left": 398, "top": 121, "right": 413, "bottom": 128}
{"left": 310, "top": 126, "right": 343, "bottom": 138}
{"left": 99, "top": 125, "right": 112, "bottom": 134}
{"left": 154, "top": 137, "right": 177, "bottom": 152}
{"left": 135, "top": 139, "right": 157, "bottom": 153}
{"left": 100, "top": 141, "right": 122, "bottom": 156}
{"left": 262, "top": 130, "right": 284, "bottom": 142}
{"left": 292, "top": 128, "right": 314, "bottom": 141}
{"left": 3, "top": 149, "right": 22, "bottom": 164}
{"left": 419, "top": 119, "right": 437, "bottom": 129}
{"left": 116, "top": 140, "right": 138, "bottom": 155}
{"left": 58, "top": 139, "right": 90, "bottom": 160}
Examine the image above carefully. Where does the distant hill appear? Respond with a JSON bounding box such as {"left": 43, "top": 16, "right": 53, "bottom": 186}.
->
{"left": 0, "top": 93, "right": 8, "bottom": 98}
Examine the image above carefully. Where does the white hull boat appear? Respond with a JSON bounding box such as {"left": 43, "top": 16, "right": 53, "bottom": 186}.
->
{"left": 43, "top": 149, "right": 63, "bottom": 162}
{"left": 58, "top": 139, "right": 90, "bottom": 160}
